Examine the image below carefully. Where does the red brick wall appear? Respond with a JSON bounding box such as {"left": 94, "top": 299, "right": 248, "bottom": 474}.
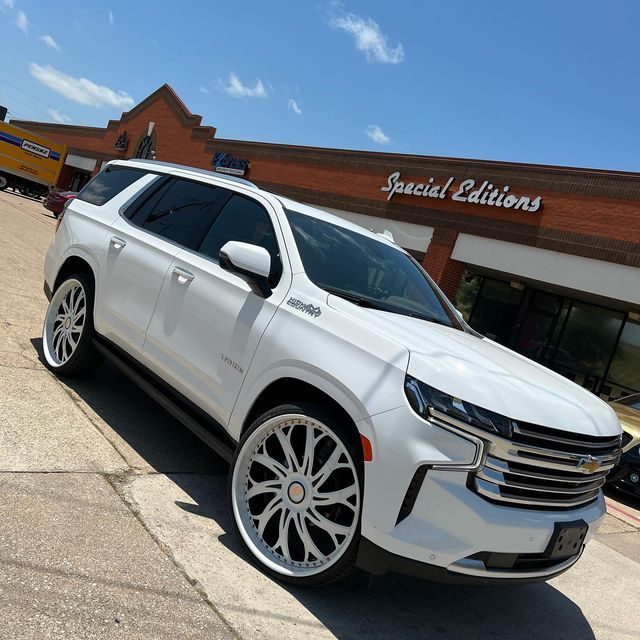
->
{"left": 422, "top": 228, "right": 466, "bottom": 300}
{"left": 14, "top": 89, "right": 639, "bottom": 287}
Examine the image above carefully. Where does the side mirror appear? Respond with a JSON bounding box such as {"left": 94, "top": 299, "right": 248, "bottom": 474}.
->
{"left": 219, "top": 241, "right": 272, "bottom": 298}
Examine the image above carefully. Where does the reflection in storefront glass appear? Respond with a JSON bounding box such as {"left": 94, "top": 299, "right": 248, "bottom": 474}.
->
{"left": 455, "top": 271, "right": 482, "bottom": 321}
{"left": 607, "top": 320, "right": 640, "bottom": 394}
{"left": 468, "top": 280, "right": 523, "bottom": 344}
{"left": 550, "top": 302, "right": 624, "bottom": 379}
{"left": 456, "top": 271, "right": 640, "bottom": 397}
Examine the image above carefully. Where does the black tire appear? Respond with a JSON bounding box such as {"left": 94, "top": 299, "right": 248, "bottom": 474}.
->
{"left": 41, "top": 272, "right": 103, "bottom": 377}
{"left": 0, "top": 175, "right": 8, "bottom": 190}
{"left": 228, "top": 402, "right": 363, "bottom": 587}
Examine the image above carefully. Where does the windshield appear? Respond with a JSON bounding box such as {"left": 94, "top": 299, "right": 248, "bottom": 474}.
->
{"left": 285, "top": 209, "right": 458, "bottom": 328}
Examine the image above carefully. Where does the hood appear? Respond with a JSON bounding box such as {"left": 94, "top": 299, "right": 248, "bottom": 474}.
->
{"left": 610, "top": 403, "right": 640, "bottom": 439}
{"left": 327, "top": 295, "right": 621, "bottom": 437}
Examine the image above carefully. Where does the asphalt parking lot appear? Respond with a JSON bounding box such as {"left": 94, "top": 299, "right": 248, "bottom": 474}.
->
{"left": 1, "top": 189, "right": 639, "bottom": 640}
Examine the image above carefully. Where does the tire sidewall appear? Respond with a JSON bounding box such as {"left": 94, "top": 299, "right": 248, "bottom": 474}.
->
{"left": 228, "top": 402, "right": 364, "bottom": 586}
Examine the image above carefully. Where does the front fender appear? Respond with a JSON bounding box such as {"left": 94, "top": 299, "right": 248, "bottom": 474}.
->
{"left": 227, "top": 361, "right": 378, "bottom": 440}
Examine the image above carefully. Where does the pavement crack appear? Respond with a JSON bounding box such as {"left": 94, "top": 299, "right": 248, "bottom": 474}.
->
{"left": 101, "top": 472, "right": 243, "bottom": 640}
{"left": 43, "top": 370, "right": 133, "bottom": 469}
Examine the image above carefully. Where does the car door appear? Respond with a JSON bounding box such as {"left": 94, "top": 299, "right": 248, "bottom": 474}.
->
{"left": 98, "top": 176, "right": 229, "bottom": 355}
{"left": 142, "top": 190, "right": 290, "bottom": 426}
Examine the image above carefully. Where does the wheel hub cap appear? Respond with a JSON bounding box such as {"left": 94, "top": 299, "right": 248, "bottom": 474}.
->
{"left": 287, "top": 480, "right": 306, "bottom": 504}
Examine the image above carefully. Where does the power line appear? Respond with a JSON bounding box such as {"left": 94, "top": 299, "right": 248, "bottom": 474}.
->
{"left": 0, "top": 65, "right": 84, "bottom": 124}
{"left": 0, "top": 89, "right": 53, "bottom": 121}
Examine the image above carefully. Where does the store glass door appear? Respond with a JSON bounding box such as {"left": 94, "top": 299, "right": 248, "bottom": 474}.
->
{"left": 512, "top": 290, "right": 562, "bottom": 362}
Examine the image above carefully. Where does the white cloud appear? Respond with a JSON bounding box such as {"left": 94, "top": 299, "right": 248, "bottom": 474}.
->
{"left": 1, "top": 0, "right": 16, "bottom": 10}
{"left": 40, "top": 35, "right": 60, "bottom": 51}
{"left": 223, "top": 72, "right": 268, "bottom": 98}
{"left": 288, "top": 98, "right": 302, "bottom": 115}
{"left": 199, "top": 86, "right": 211, "bottom": 95}
{"left": 29, "top": 63, "right": 135, "bottom": 108}
{"left": 108, "top": 11, "right": 114, "bottom": 25}
{"left": 331, "top": 13, "right": 404, "bottom": 64}
{"left": 16, "top": 9, "right": 27, "bottom": 33}
{"left": 365, "top": 124, "right": 390, "bottom": 144}
{"left": 48, "top": 108, "right": 71, "bottom": 124}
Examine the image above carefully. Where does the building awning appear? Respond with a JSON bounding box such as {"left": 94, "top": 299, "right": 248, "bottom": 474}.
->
{"left": 64, "top": 154, "right": 97, "bottom": 172}
{"left": 452, "top": 234, "right": 640, "bottom": 306}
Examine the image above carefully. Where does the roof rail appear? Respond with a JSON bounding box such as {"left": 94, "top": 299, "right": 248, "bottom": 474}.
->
{"left": 109, "top": 158, "right": 258, "bottom": 189}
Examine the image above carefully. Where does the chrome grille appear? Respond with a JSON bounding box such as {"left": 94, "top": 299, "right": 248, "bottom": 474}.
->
{"left": 472, "top": 422, "right": 621, "bottom": 509}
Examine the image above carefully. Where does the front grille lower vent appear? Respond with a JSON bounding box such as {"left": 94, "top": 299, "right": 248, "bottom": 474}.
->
{"left": 471, "top": 422, "right": 621, "bottom": 509}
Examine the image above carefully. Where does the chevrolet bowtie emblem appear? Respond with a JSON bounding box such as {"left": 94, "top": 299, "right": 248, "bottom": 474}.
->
{"left": 576, "top": 455, "right": 602, "bottom": 474}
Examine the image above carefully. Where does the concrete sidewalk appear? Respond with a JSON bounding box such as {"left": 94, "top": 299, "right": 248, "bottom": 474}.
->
{"left": 0, "top": 192, "right": 233, "bottom": 639}
{"left": 1, "top": 189, "right": 639, "bottom": 639}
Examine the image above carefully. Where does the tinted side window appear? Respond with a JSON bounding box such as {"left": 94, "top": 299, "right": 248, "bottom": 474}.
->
{"left": 133, "top": 179, "right": 229, "bottom": 249}
{"left": 77, "top": 167, "right": 147, "bottom": 206}
{"left": 198, "top": 194, "right": 281, "bottom": 281}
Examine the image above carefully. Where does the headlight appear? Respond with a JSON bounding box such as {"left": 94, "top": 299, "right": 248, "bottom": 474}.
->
{"left": 404, "top": 375, "right": 512, "bottom": 438}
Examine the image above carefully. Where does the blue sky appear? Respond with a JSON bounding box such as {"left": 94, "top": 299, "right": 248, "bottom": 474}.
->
{"left": 1, "top": 0, "right": 639, "bottom": 170}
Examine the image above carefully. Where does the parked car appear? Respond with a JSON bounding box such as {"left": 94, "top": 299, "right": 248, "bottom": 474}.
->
{"left": 43, "top": 190, "right": 77, "bottom": 218}
{"left": 41, "top": 159, "right": 622, "bottom": 587}
{"left": 607, "top": 393, "right": 640, "bottom": 497}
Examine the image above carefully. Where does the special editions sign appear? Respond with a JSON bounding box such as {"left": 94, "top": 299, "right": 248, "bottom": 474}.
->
{"left": 381, "top": 171, "right": 542, "bottom": 213}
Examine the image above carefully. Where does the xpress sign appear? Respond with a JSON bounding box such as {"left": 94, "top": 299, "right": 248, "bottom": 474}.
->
{"left": 212, "top": 152, "right": 250, "bottom": 176}
{"left": 381, "top": 171, "right": 542, "bottom": 213}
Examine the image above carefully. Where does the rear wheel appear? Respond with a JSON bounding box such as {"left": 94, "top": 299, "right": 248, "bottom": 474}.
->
{"left": 229, "top": 403, "right": 362, "bottom": 586}
{"left": 0, "top": 175, "right": 8, "bottom": 190}
{"left": 42, "top": 273, "right": 102, "bottom": 376}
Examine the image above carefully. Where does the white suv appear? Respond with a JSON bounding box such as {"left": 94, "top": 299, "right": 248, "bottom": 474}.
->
{"left": 42, "top": 159, "right": 622, "bottom": 586}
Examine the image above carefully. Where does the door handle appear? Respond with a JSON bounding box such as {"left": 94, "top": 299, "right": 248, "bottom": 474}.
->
{"left": 173, "top": 267, "right": 195, "bottom": 285}
{"left": 110, "top": 236, "right": 127, "bottom": 250}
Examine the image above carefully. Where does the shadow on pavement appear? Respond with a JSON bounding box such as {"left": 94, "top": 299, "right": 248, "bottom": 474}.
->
{"left": 604, "top": 484, "right": 640, "bottom": 511}
{"left": 30, "top": 339, "right": 596, "bottom": 639}
{"left": 175, "top": 474, "right": 596, "bottom": 640}
{"left": 31, "top": 338, "right": 226, "bottom": 474}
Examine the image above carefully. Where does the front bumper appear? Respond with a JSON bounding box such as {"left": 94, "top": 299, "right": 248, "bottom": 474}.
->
{"left": 357, "top": 537, "right": 582, "bottom": 585}
{"left": 357, "top": 404, "right": 607, "bottom": 584}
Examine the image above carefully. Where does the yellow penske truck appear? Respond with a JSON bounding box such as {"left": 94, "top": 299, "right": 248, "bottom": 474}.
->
{"left": 0, "top": 121, "right": 67, "bottom": 198}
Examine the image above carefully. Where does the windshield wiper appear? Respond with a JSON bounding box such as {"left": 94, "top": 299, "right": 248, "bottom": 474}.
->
{"left": 404, "top": 311, "right": 451, "bottom": 326}
{"left": 322, "top": 286, "right": 380, "bottom": 308}
{"left": 323, "top": 286, "right": 453, "bottom": 326}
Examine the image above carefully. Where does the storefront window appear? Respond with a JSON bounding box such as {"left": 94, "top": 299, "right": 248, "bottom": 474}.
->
{"left": 461, "top": 270, "right": 639, "bottom": 398}
{"left": 606, "top": 319, "right": 640, "bottom": 396}
{"left": 549, "top": 302, "right": 624, "bottom": 386}
{"left": 468, "top": 279, "right": 523, "bottom": 344}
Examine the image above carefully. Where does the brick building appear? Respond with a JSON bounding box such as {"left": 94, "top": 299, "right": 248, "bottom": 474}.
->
{"left": 11, "top": 84, "right": 640, "bottom": 398}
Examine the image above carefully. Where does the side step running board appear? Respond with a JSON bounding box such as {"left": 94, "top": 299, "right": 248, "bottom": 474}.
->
{"left": 93, "top": 339, "right": 235, "bottom": 462}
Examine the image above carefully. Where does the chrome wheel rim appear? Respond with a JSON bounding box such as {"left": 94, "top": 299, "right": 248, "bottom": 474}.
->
{"left": 232, "top": 414, "right": 360, "bottom": 577}
{"left": 43, "top": 279, "right": 86, "bottom": 366}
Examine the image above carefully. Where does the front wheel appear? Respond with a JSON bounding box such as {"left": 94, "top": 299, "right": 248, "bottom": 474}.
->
{"left": 42, "top": 273, "right": 102, "bottom": 376}
{"left": 0, "top": 175, "right": 8, "bottom": 190}
{"left": 229, "top": 403, "right": 363, "bottom": 586}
